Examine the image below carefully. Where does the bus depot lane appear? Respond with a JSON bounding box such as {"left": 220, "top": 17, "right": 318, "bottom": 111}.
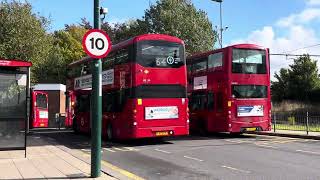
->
{"left": 44, "top": 132, "right": 320, "bottom": 180}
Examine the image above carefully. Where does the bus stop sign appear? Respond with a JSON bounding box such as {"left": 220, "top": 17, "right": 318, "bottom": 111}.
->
{"left": 82, "top": 29, "right": 112, "bottom": 59}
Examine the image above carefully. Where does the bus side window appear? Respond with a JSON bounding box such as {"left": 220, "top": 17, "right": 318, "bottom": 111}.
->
{"left": 118, "top": 89, "right": 128, "bottom": 112}
{"left": 208, "top": 52, "right": 223, "bottom": 69}
{"left": 216, "top": 92, "right": 223, "bottom": 112}
{"left": 103, "top": 52, "right": 115, "bottom": 69}
{"left": 187, "top": 64, "right": 192, "bottom": 72}
{"left": 102, "top": 93, "right": 113, "bottom": 112}
{"left": 207, "top": 92, "right": 214, "bottom": 111}
{"left": 78, "top": 95, "right": 90, "bottom": 112}
{"left": 115, "top": 48, "right": 129, "bottom": 65}
{"left": 190, "top": 92, "right": 206, "bottom": 111}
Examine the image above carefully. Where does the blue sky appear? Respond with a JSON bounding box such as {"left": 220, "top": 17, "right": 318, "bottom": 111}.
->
{"left": 22, "top": 0, "right": 320, "bottom": 77}
{"left": 28, "top": 0, "right": 307, "bottom": 45}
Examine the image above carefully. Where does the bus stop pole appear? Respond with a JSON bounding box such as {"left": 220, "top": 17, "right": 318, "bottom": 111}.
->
{"left": 91, "top": 0, "right": 102, "bottom": 177}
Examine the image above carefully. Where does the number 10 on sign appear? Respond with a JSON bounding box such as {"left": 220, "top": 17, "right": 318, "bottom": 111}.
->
{"left": 82, "top": 29, "right": 112, "bottom": 59}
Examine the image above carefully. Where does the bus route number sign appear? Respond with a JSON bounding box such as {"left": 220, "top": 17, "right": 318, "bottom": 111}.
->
{"left": 82, "top": 29, "right": 112, "bottom": 59}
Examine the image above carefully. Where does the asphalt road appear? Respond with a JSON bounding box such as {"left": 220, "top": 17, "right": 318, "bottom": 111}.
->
{"left": 39, "top": 131, "right": 320, "bottom": 180}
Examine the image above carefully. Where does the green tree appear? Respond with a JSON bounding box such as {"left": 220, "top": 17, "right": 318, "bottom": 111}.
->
{"left": 287, "top": 55, "right": 319, "bottom": 101}
{"left": 0, "top": 1, "right": 52, "bottom": 83}
{"left": 271, "top": 55, "right": 320, "bottom": 102}
{"left": 83, "top": 0, "right": 217, "bottom": 53}
{"left": 271, "top": 68, "right": 290, "bottom": 101}
{"left": 36, "top": 25, "right": 87, "bottom": 83}
{"left": 143, "top": 0, "right": 216, "bottom": 54}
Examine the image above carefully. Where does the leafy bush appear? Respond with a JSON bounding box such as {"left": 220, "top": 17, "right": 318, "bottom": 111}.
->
{"left": 288, "top": 116, "right": 295, "bottom": 125}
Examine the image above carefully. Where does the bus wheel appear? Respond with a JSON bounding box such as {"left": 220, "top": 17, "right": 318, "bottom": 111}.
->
{"left": 230, "top": 132, "right": 243, "bottom": 137}
{"left": 106, "top": 124, "right": 113, "bottom": 141}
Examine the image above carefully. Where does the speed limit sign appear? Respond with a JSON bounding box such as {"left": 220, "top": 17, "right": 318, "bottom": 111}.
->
{"left": 82, "top": 29, "right": 112, "bottom": 59}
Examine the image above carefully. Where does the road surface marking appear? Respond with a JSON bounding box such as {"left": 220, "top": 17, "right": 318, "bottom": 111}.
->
{"left": 103, "top": 148, "right": 116, "bottom": 152}
{"left": 183, "top": 155, "right": 204, "bottom": 162}
{"left": 255, "top": 144, "right": 278, "bottom": 149}
{"left": 221, "top": 165, "right": 251, "bottom": 173}
{"left": 154, "top": 149, "right": 171, "bottom": 154}
{"left": 81, "top": 149, "right": 90, "bottom": 152}
{"left": 101, "top": 160, "right": 145, "bottom": 180}
{"left": 79, "top": 149, "right": 145, "bottom": 180}
{"left": 82, "top": 153, "right": 90, "bottom": 157}
{"left": 113, "top": 147, "right": 131, "bottom": 151}
{"left": 296, "top": 150, "right": 320, "bottom": 155}
{"left": 225, "top": 140, "right": 243, "bottom": 143}
{"left": 123, "top": 147, "right": 139, "bottom": 151}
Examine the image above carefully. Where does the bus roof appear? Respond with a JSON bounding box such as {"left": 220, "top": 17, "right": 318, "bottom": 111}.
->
{"left": 187, "top": 43, "right": 266, "bottom": 63}
{"left": 68, "top": 34, "right": 184, "bottom": 68}
{"left": 0, "top": 59, "right": 32, "bottom": 67}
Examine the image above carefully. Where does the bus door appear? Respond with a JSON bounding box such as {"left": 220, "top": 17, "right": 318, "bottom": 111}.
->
{"left": 211, "top": 91, "right": 228, "bottom": 132}
{"left": 32, "top": 92, "right": 48, "bottom": 128}
{"left": 65, "top": 91, "right": 75, "bottom": 127}
{"left": 75, "top": 94, "right": 91, "bottom": 133}
{"left": 189, "top": 91, "right": 208, "bottom": 132}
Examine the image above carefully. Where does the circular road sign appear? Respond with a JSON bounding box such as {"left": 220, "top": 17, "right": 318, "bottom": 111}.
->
{"left": 82, "top": 29, "right": 112, "bottom": 59}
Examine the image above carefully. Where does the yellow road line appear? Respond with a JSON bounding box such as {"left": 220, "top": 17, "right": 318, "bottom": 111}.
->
{"left": 101, "top": 160, "right": 145, "bottom": 180}
{"left": 113, "top": 147, "right": 131, "bottom": 151}
{"left": 123, "top": 147, "right": 139, "bottom": 151}
{"left": 80, "top": 150, "right": 145, "bottom": 180}
{"left": 103, "top": 148, "right": 116, "bottom": 152}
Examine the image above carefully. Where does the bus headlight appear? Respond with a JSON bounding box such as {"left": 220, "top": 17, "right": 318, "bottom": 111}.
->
{"left": 133, "top": 122, "right": 137, "bottom": 126}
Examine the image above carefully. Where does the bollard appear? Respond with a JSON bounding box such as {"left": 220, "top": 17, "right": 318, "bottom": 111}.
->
{"left": 306, "top": 111, "right": 309, "bottom": 135}
{"left": 274, "top": 112, "right": 276, "bottom": 132}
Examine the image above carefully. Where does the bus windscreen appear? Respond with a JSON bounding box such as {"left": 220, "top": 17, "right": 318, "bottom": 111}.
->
{"left": 137, "top": 41, "right": 185, "bottom": 68}
{"left": 36, "top": 94, "right": 47, "bottom": 109}
{"left": 232, "top": 85, "right": 267, "bottom": 98}
{"left": 232, "top": 49, "right": 266, "bottom": 74}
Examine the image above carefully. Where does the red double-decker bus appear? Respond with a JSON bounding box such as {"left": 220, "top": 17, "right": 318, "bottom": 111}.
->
{"left": 187, "top": 44, "right": 271, "bottom": 134}
{"left": 30, "top": 90, "right": 48, "bottom": 128}
{"left": 66, "top": 34, "right": 189, "bottom": 140}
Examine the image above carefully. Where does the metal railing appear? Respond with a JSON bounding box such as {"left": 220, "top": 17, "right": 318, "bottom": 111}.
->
{"left": 55, "top": 113, "right": 66, "bottom": 130}
{"left": 272, "top": 111, "right": 320, "bottom": 135}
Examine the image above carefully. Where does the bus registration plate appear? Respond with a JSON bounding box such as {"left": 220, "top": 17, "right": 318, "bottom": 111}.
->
{"left": 246, "top": 127, "right": 257, "bottom": 132}
{"left": 155, "top": 131, "right": 169, "bottom": 136}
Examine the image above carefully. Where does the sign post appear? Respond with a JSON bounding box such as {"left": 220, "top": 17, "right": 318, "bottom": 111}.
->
{"left": 82, "top": 1, "right": 111, "bottom": 177}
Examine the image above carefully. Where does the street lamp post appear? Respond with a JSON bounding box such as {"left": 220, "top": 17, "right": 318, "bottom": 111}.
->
{"left": 211, "top": 0, "right": 226, "bottom": 48}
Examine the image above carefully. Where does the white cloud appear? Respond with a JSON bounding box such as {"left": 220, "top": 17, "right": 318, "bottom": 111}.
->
{"left": 106, "top": 17, "right": 130, "bottom": 28}
{"left": 231, "top": 2, "right": 320, "bottom": 81}
{"left": 307, "top": 0, "right": 320, "bottom": 6}
{"left": 231, "top": 25, "right": 320, "bottom": 81}
{"left": 276, "top": 8, "right": 320, "bottom": 27}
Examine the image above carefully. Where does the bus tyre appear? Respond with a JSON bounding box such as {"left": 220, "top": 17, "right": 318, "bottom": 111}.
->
{"left": 230, "top": 132, "right": 243, "bottom": 136}
{"left": 106, "top": 124, "right": 113, "bottom": 141}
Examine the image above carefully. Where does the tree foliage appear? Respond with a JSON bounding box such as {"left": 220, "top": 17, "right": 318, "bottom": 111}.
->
{"left": 36, "top": 25, "right": 87, "bottom": 83}
{"left": 82, "top": 0, "right": 217, "bottom": 54}
{"left": 271, "top": 55, "right": 320, "bottom": 102}
{"left": 143, "top": 0, "right": 216, "bottom": 54}
{"left": 0, "top": 0, "right": 52, "bottom": 82}
{"left": 0, "top": 0, "right": 217, "bottom": 84}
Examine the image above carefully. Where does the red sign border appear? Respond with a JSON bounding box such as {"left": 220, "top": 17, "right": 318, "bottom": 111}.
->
{"left": 82, "top": 29, "right": 112, "bottom": 59}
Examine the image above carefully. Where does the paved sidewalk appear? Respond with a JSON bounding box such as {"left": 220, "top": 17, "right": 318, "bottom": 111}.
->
{"left": 0, "top": 135, "right": 115, "bottom": 180}
{"left": 253, "top": 129, "right": 320, "bottom": 140}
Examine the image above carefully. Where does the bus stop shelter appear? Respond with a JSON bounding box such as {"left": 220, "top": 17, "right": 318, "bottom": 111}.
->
{"left": 0, "top": 59, "right": 31, "bottom": 155}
